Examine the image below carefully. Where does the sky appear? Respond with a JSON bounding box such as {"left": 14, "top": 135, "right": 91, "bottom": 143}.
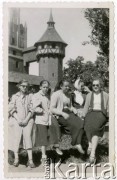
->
{"left": 20, "top": 8, "right": 99, "bottom": 75}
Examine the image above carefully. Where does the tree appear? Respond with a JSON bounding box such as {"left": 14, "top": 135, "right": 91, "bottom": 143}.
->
{"left": 63, "top": 9, "right": 109, "bottom": 90}
{"left": 63, "top": 57, "right": 97, "bottom": 88}
{"left": 63, "top": 57, "right": 108, "bottom": 90}
{"left": 83, "top": 8, "right": 109, "bottom": 88}
{"left": 63, "top": 56, "right": 85, "bottom": 83}
{"left": 84, "top": 8, "right": 109, "bottom": 65}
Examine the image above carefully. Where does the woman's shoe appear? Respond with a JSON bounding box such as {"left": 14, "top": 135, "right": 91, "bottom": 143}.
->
{"left": 27, "top": 160, "right": 35, "bottom": 168}
{"left": 88, "top": 156, "right": 96, "bottom": 165}
{"left": 75, "top": 144, "right": 85, "bottom": 154}
{"left": 13, "top": 160, "right": 19, "bottom": 167}
{"left": 41, "top": 156, "right": 48, "bottom": 167}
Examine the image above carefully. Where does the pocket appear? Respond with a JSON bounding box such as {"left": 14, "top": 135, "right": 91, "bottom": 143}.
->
{"left": 8, "top": 117, "right": 15, "bottom": 127}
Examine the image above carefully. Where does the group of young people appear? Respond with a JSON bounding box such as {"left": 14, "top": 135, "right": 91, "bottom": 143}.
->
{"left": 8, "top": 77, "right": 109, "bottom": 168}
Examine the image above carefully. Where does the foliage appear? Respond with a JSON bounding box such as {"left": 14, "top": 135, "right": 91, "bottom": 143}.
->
{"left": 63, "top": 9, "right": 109, "bottom": 90}
{"left": 84, "top": 8, "right": 109, "bottom": 65}
{"left": 63, "top": 56, "right": 109, "bottom": 91}
{"left": 63, "top": 56, "right": 85, "bottom": 83}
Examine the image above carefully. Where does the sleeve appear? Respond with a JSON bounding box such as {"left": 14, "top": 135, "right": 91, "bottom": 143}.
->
{"left": 8, "top": 95, "right": 17, "bottom": 116}
{"left": 82, "top": 93, "right": 90, "bottom": 116}
{"left": 29, "top": 94, "right": 43, "bottom": 114}
{"left": 50, "top": 92, "right": 62, "bottom": 115}
{"left": 69, "top": 95, "right": 77, "bottom": 113}
{"left": 50, "top": 93, "right": 58, "bottom": 110}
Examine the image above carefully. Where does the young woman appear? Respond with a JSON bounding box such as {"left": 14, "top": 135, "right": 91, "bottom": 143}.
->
{"left": 50, "top": 80, "right": 86, "bottom": 154}
{"left": 31, "top": 80, "right": 61, "bottom": 163}
{"left": 72, "top": 78, "right": 91, "bottom": 153}
{"left": 8, "top": 79, "right": 35, "bottom": 168}
{"left": 83, "top": 77, "right": 109, "bottom": 164}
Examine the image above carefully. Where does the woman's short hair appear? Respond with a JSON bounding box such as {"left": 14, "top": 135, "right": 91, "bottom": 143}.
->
{"left": 92, "top": 77, "right": 104, "bottom": 88}
{"left": 39, "top": 80, "right": 50, "bottom": 87}
{"left": 16, "top": 79, "right": 29, "bottom": 88}
{"left": 54, "top": 79, "right": 70, "bottom": 92}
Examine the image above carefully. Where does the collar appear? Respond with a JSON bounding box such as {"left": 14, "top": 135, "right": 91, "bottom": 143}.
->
{"left": 17, "top": 91, "right": 27, "bottom": 99}
{"left": 74, "top": 90, "right": 82, "bottom": 95}
{"left": 39, "top": 90, "right": 46, "bottom": 96}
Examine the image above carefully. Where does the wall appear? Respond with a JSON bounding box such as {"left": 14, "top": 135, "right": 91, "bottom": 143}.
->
{"left": 39, "top": 56, "right": 63, "bottom": 88}
{"left": 9, "top": 57, "right": 24, "bottom": 72}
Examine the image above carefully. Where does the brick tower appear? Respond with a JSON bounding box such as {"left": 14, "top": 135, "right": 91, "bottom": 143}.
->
{"left": 9, "top": 8, "right": 28, "bottom": 73}
{"left": 34, "top": 10, "right": 67, "bottom": 88}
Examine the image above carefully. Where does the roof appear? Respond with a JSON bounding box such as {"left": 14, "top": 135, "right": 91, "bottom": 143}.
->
{"left": 35, "top": 28, "right": 67, "bottom": 46}
{"left": 9, "top": 54, "right": 23, "bottom": 61}
{"left": 9, "top": 71, "right": 43, "bottom": 85}
{"left": 34, "top": 11, "right": 67, "bottom": 46}
{"left": 9, "top": 45, "right": 23, "bottom": 52}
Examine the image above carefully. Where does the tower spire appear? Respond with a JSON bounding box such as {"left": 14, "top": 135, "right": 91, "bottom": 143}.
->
{"left": 47, "top": 9, "right": 55, "bottom": 28}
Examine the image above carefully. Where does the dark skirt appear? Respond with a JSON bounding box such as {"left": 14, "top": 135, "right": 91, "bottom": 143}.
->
{"left": 34, "top": 120, "right": 60, "bottom": 147}
{"left": 34, "top": 124, "right": 49, "bottom": 146}
{"left": 54, "top": 109, "right": 84, "bottom": 146}
{"left": 84, "top": 111, "right": 107, "bottom": 141}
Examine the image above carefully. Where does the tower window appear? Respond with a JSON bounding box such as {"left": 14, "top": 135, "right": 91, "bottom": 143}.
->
{"left": 16, "top": 61, "right": 19, "bottom": 68}
{"left": 11, "top": 37, "right": 15, "bottom": 45}
{"left": 43, "top": 59, "right": 45, "bottom": 63}
{"left": 13, "top": 50, "right": 16, "bottom": 55}
{"left": 52, "top": 43, "right": 55, "bottom": 48}
{"left": 52, "top": 73, "right": 54, "bottom": 77}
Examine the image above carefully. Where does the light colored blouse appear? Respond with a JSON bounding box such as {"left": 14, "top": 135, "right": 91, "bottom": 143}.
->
{"left": 93, "top": 93, "right": 101, "bottom": 110}
{"left": 83, "top": 91, "right": 109, "bottom": 116}
{"left": 9, "top": 92, "right": 32, "bottom": 121}
{"left": 31, "top": 90, "right": 51, "bottom": 125}
{"left": 74, "top": 90, "right": 84, "bottom": 106}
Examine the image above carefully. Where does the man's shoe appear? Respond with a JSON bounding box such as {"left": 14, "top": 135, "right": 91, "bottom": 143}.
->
{"left": 55, "top": 148, "right": 63, "bottom": 155}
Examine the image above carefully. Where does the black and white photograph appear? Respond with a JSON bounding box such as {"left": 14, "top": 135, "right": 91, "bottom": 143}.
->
{"left": 3, "top": 2, "right": 115, "bottom": 178}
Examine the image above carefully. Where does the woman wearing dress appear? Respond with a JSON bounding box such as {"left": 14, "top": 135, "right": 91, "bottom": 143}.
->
{"left": 50, "top": 79, "right": 86, "bottom": 154}
{"left": 8, "top": 79, "right": 35, "bottom": 168}
{"left": 83, "top": 77, "right": 109, "bottom": 164}
{"left": 31, "top": 80, "right": 62, "bottom": 163}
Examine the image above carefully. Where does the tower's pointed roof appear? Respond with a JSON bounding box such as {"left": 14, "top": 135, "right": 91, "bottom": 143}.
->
{"left": 34, "top": 10, "right": 67, "bottom": 47}
{"left": 48, "top": 9, "right": 54, "bottom": 23}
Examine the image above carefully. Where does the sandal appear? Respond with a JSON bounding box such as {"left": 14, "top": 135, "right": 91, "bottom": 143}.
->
{"left": 88, "top": 156, "right": 96, "bottom": 165}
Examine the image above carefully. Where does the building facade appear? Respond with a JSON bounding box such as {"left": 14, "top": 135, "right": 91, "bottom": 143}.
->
{"left": 9, "top": 8, "right": 28, "bottom": 74}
